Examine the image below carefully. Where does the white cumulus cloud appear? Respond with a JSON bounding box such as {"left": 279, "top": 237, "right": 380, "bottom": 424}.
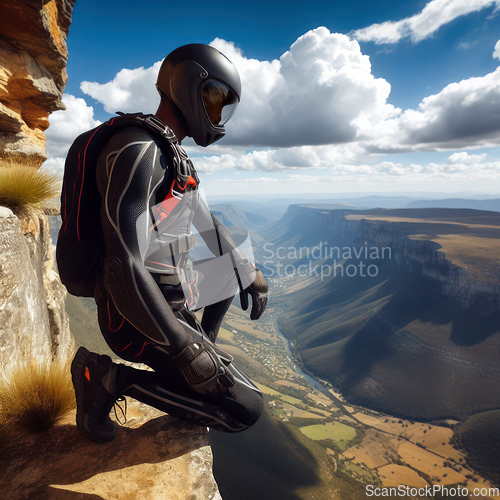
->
{"left": 77, "top": 28, "right": 397, "bottom": 149}
{"left": 286, "top": 155, "right": 500, "bottom": 184}
{"left": 353, "top": 0, "right": 500, "bottom": 44}
{"left": 447, "top": 151, "right": 487, "bottom": 163}
{"left": 75, "top": 27, "right": 500, "bottom": 154}
{"left": 494, "top": 40, "right": 500, "bottom": 60}
{"left": 216, "top": 177, "right": 281, "bottom": 184}
{"left": 42, "top": 157, "right": 66, "bottom": 178}
{"left": 194, "top": 145, "right": 499, "bottom": 184}
{"left": 193, "top": 143, "right": 366, "bottom": 173}
{"left": 45, "top": 94, "right": 101, "bottom": 171}
{"left": 212, "top": 28, "right": 398, "bottom": 147}
{"left": 370, "top": 67, "right": 500, "bottom": 150}
{"left": 46, "top": 28, "right": 500, "bottom": 187}
{"left": 81, "top": 62, "right": 162, "bottom": 114}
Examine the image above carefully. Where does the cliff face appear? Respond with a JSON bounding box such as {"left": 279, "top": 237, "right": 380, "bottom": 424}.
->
{"left": 0, "top": 0, "right": 75, "bottom": 168}
{"left": 284, "top": 205, "right": 500, "bottom": 315}
{"left": 358, "top": 218, "right": 500, "bottom": 315}
{"left": 0, "top": 207, "right": 73, "bottom": 367}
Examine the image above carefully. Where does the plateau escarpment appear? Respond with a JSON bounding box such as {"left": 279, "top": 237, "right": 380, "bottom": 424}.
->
{"left": 271, "top": 205, "right": 500, "bottom": 420}
{"left": 281, "top": 205, "right": 500, "bottom": 315}
{"left": 348, "top": 209, "right": 500, "bottom": 315}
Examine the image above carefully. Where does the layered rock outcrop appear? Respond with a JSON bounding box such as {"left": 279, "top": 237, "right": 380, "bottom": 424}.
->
{"left": 0, "top": 0, "right": 76, "bottom": 361}
{"left": 0, "top": 0, "right": 75, "bottom": 168}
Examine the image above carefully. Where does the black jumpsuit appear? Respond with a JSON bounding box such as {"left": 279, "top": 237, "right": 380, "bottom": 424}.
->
{"left": 94, "top": 126, "right": 263, "bottom": 432}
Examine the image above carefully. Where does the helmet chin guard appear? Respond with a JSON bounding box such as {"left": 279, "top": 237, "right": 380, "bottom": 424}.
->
{"left": 156, "top": 44, "right": 241, "bottom": 147}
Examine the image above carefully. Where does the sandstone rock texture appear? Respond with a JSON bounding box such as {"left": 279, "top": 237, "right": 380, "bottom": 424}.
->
{"left": 0, "top": 207, "right": 73, "bottom": 367}
{"left": 1, "top": 400, "right": 222, "bottom": 500}
{"left": 0, "top": 0, "right": 75, "bottom": 168}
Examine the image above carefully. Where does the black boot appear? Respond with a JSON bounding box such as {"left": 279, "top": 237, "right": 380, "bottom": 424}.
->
{"left": 71, "top": 346, "right": 124, "bottom": 443}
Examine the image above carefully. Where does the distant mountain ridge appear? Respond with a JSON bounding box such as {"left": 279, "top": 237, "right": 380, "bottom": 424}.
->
{"left": 406, "top": 198, "right": 500, "bottom": 212}
{"left": 218, "top": 195, "right": 500, "bottom": 218}
{"left": 211, "top": 203, "right": 271, "bottom": 230}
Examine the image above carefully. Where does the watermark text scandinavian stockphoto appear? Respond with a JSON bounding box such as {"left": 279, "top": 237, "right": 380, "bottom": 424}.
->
{"left": 261, "top": 241, "right": 392, "bottom": 280}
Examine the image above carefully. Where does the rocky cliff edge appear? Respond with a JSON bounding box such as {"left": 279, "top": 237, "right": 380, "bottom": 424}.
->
{"left": 1, "top": 399, "right": 221, "bottom": 500}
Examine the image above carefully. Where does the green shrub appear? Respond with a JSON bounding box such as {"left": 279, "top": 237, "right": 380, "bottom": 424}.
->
{"left": 0, "top": 357, "right": 75, "bottom": 434}
{"left": 0, "top": 166, "right": 60, "bottom": 216}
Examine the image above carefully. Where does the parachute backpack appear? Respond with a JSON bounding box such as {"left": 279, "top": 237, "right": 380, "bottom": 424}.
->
{"left": 56, "top": 113, "right": 190, "bottom": 297}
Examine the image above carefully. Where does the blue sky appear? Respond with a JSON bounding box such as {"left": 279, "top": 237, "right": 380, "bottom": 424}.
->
{"left": 45, "top": 0, "right": 500, "bottom": 196}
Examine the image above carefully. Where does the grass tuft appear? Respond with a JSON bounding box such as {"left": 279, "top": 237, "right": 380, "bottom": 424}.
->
{"left": 0, "top": 358, "right": 75, "bottom": 435}
{"left": 0, "top": 166, "right": 60, "bottom": 216}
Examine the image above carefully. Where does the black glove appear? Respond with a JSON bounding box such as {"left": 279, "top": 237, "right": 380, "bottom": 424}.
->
{"left": 240, "top": 268, "right": 268, "bottom": 320}
{"left": 173, "top": 341, "right": 235, "bottom": 394}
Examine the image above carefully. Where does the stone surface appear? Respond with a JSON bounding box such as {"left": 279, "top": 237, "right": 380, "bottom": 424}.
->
{"left": 0, "top": 0, "right": 75, "bottom": 168}
{"left": 0, "top": 208, "right": 73, "bottom": 367}
{"left": 0, "top": 0, "right": 74, "bottom": 90}
{"left": 0, "top": 400, "right": 221, "bottom": 500}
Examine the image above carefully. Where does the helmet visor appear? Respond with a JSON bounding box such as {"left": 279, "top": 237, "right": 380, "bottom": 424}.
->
{"left": 201, "top": 79, "right": 239, "bottom": 127}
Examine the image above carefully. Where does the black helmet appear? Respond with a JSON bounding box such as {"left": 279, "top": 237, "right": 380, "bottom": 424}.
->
{"left": 156, "top": 44, "right": 241, "bottom": 147}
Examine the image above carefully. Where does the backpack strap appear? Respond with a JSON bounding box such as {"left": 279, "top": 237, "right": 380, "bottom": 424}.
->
{"left": 115, "top": 112, "right": 177, "bottom": 142}
{"left": 114, "top": 112, "right": 200, "bottom": 188}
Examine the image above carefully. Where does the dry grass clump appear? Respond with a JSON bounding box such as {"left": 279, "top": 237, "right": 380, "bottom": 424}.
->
{"left": 0, "top": 358, "right": 75, "bottom": 436}
{"left": 0, "top": 166, "right": 60, "bottom": 217}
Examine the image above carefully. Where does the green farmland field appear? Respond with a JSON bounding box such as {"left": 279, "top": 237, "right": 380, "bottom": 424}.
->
{"left": 300, "top": 422, "right": 356, "bottom": 450}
